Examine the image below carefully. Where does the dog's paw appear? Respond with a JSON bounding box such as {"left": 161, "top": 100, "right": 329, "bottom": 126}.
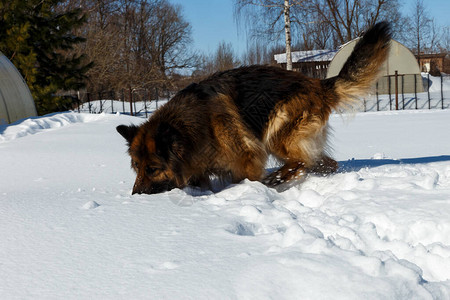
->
{"left": 262, "top": 162, "right": 308, "bottom": 190}
{"left": 263, "top": 169, "right": 305, "bottom": 187}
{"left": 262, "top": 170, "right": 285, "bottom": 187}
{"left": 262, "top": 172, "right": 305, "bottom": 192}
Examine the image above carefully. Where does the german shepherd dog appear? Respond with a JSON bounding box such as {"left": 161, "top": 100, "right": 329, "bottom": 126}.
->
{"left": 117, "top": 22, "right": 391, "bottom": 194}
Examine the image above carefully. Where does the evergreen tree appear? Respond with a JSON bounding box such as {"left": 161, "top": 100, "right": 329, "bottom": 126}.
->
{"left": 0, "top": 0, "right": 92, "bottom": 115}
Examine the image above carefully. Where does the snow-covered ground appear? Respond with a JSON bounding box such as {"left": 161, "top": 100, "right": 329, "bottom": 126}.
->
{"left": 1, "top": 108, "right": 450, "bottom": 299}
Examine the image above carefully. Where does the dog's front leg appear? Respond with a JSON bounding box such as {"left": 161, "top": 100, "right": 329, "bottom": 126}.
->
{"left": 188, "top": 173, "right": 211, "bottom": 189}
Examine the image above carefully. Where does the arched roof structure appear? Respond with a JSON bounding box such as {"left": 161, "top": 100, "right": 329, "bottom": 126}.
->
{"left": 327, "top": 39, "right": 423, "bottom": 94}
{"left": 0, "top": 51, "right": 37, "bottom": 124}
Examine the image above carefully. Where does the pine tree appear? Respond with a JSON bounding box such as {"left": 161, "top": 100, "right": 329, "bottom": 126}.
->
{"left": 0, "top": 0, "right": 92, "bottom": 115}
{"left": 0, "top": 1, "right": 37, "bottom": 87}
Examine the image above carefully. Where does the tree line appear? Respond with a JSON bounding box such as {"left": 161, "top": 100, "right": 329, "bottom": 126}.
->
{"left": 0, "top": 0, "right": 448, "bottom": 115}
{"left": 234, "top": 0, "right": 449, "bottom": 70}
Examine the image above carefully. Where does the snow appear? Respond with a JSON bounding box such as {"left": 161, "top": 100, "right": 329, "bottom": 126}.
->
{"left": 1, "top": 108, "right": 450, "bottom": 299}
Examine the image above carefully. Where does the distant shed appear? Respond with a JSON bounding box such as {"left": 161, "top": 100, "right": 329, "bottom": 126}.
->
{"left": 416, "top": 53, "right": 447, "bottom": 74}
{"left": 0, "top": 51, "right": 37, "bottom": 124}
{"left": 327, "top": 39, "right": 423, "bottom": 94}
{"left": 274, "top": 50, "right": 337, "bottom": 78}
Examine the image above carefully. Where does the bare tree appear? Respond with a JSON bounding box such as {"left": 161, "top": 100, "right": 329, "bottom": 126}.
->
{"left": 150, "top": 1, "right": 198, "bottom": 77}
{"left": 241, "top": 41, "right": 271, "bottom": 65}
{"left": 193, "top": 42, "right": 240, "bottom": 77}
{"left": 234, "top": 0, "right": 306, "bottom": 70}
{"left": 441, "top": 26, "right": 450, "bottom": 54}
{"left": 62, "top": 0, "right": 197, "bottom": 94}
{"left": 442, "top": 27, "right": 450, "bottom": 72}
{"left": 408, "top": 0, "right": 431, "bottom": 59}
{"left": 120, "top": 0, "right": 197, "bottom": 89}
{"left": 427, "top": 19, "right": 442, "bottom": 53}
{"left": 214, "top": 41, "right": 240, "bottom": 71}
{"left": 313, "top": 0, "right": 401, "bottom": 47}
{"left": 59, "top": 0, "right": 124, "bottom": 93}
{"left": 292, "top": 4, "right": 332, "bottom": 50}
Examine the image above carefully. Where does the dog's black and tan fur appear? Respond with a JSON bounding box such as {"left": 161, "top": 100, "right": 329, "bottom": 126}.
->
{"left": 117, "top": 22, "right": 391, "bottom": 194}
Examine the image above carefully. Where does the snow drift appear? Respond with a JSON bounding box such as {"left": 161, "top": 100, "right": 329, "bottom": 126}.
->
{"left": 1, "top": 110, "right": 450, "bottom": 299}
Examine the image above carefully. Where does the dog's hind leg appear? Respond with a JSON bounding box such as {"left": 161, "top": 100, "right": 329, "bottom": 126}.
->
{"left": 263, "top": 160, "right": 309, "bottom": 187}
{"left": 263, "top": 154, "right": 337, "bottom": 188}
{"left": 310, "top": 155, "right": 338, "bottom": 175}
{"left": 263, "top": 115, "right": 332, "bottom": 188}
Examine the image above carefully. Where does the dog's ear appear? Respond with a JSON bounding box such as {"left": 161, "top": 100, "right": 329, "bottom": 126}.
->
{"left": 197, "top": 84, "right": 217, "bottom": 99}
{"left": 116, "top": 125, "right": 139, "bottom": 144}
{"left": 155, "top": 122, "right": 185, "bottom": 161}
{"left": 184, "top": 82, "right": 216, "bottom": 100}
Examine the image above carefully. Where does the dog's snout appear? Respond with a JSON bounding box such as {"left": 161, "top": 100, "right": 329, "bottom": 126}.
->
{"left": 131, "top": 187, "right": 142, "bottom": 195}
{"left": 132, "top": 178, "right": 145, "bottom": 195}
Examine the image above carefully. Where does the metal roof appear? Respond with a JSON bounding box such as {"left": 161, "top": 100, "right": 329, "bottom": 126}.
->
{"left": 274, "top": 49, "right": 338, "bottom": 64}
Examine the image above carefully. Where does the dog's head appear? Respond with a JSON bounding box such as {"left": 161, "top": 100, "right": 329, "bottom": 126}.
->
{"left": 116, "top": 122, "right": 188, "bottom": 194}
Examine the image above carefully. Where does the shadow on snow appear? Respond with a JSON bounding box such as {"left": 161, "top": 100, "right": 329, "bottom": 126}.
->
{"left": 338, "top": 155, "right": 450, "bottom": 172}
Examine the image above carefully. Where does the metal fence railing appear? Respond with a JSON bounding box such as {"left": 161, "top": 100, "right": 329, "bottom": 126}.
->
{"left": 360, "top": 73, "right": 449, "bottom": 112}
{"left": 69, "top": 73, "right": 450, "bottom": 116}
{"left": 67, "top": 88, "right": 171, "bottom": 117}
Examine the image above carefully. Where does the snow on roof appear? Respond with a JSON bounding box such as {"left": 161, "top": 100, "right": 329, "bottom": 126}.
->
{"left": 274, "top": 49, "right": 338, "bottom": 64}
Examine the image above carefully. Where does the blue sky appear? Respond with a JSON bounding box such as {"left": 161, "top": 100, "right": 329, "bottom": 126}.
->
{"left": 170, "top": 0, "right": 245, "bottom": 55}
{"left": 170, "top": 0, "right": 450, "bottom": 56}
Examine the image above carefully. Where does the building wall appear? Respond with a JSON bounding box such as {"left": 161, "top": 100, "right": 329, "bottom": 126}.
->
{"left": 292, "top": 61, "right": 329, "bottom": 79}
{"left": 416, "top": 54, "right": 446, "bottom": 74}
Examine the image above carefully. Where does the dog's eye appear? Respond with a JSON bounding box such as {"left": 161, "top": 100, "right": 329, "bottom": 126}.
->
{"left": 133, "top": 161, "right": 138, "bottom": 168}
{"left": 146, "top": 166, "right": 159, "bottom": 176}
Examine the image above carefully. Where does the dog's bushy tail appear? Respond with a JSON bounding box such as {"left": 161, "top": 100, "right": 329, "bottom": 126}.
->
{"left": 325, "top": 22, "right": 391, "bottom": 110}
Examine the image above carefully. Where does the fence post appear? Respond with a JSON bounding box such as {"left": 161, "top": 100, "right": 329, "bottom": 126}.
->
{"left": 155, "top": 87, "right": 159, "bottom": 109}
{"left": 395, "top": 71, "right": 399, "bottom": 110}
{"left": 402, "top": 75, "right": 405, "bottom": 110}
{"left": 99, "top": 92, "right": 103, "bottom": 113}
{"left": 144, "top": 89, "right": 148, "bottom": 118}
{"left": 427, "top": 73, "right": 431, "bottom": 109}
{"left": 388, "top": 76, "right": 392, "bottom": 110}
{"left": 441, "top": 74, "right": 444, "bottom": 110}
{"left": 129, "top": 87, "right": 133, "bottom": 116}
{"left": 121, "top": 89, "right": 125, "bottom": 113}
{"left": 414, "top": 74, "right": 418, "bottom": 109}
{"left": 110, "top": 91, "right": 115, "bottom": 114}
{"left": 87, "top": 93, "right": 92, "bottom": 113}
{"left": 76, "top": 93, "right": 80, "bottom": 113}
{"left": 376, "top": 82, "right": 379, "bottom": 111}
